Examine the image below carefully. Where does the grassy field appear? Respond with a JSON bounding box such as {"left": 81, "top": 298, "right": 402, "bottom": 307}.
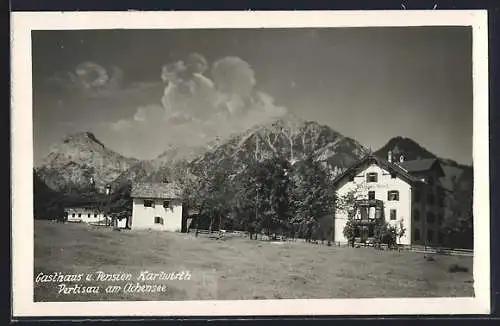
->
{"left": 34, "top": 220, "right": 474, "bottom": 302}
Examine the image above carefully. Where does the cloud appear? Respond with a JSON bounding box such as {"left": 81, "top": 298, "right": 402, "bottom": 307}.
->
{"left": 160, "top": 53, "right": 285, "bottom": 123}
{"left": 109, "top": 119, "right": 133, "bottom": 132}
{"left": 133, "top": 107, "right": 148, "bottom": 122}
{"left": 211, "top": 56, "right": 256, "bottom": 96}
{"left": 101, "top": 53, "right": 288, "bottom": 157}
{"left": 45, "top": 61, "right": 126, "bottom": 98}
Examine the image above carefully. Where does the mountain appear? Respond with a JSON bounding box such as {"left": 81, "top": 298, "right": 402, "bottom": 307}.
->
{"left": 194, "top": 117, "right": 368, "bottom": 173}
{"left": 373, "top": 136, "right": 437, "bottom": 161}
{"left": 112, "top": 143, "right": 210, "bottom": 186}
{"left": 36, "top": 132, "right": 139, "bottom": 192}
{"left": 112, "top": 116, "right": 369, "bottom": 186}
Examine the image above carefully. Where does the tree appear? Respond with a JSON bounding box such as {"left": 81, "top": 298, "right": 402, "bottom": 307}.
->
{"left": 227, "top": 158, "right": 268, "bottom": 239}
{"left": 373, "top": 218, "right": 397, "bottom": 248}
{"left": 337, "top": 183, "right": 364, "bottom": 245}
{"left": 289, "top": 156, "right": 336, "bottom": 241}
{"left": 343, "top": 216, "right": 357, "bottom": 247}
{"left": 396, "top": 219, "right": 406, "bottom": 245}
{"left": 108, "top": 182, "right": 133, "bottom": 227}
{"left": 34, "top": 170, "right": 64, "bottom": 220}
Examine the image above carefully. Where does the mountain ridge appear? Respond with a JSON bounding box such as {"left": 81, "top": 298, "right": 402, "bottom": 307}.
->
{"left": 36, "top": 122, "right": 473, "bottom": 194}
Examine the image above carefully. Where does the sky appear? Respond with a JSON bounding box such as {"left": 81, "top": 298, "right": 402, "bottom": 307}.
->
{"left": 32, "top": 27, "right": 473, "bottom": 165}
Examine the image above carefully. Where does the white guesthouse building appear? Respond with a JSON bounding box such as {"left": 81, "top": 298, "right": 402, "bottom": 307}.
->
{"left": 130, "top": 182, "right": 184, "bottom": 232}
{"left": 332, "top": 152, "right": 446, "bottom": 246}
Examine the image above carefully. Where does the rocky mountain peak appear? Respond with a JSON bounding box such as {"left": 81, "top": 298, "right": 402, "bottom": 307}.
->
{"left": 37, "top": 132, "right": 139, "bottom": 192}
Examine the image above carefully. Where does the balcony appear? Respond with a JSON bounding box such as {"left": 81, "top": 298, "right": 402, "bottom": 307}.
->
{"left": 355, "top": 198, "right": 384, "bottom": 208}
{"left": 352, "top": 199, "right": 384, "bottom": 223}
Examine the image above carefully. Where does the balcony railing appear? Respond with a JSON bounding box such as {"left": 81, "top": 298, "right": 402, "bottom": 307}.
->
{"left": 355, "top": 199, "right": 384, "bottom": 208}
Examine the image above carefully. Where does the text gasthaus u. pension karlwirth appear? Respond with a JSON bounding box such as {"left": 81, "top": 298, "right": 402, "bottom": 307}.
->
{"left": 35, "top": 270, "right": 192, "bottom": 283}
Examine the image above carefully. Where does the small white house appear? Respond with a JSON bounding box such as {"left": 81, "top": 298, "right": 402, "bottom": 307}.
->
{"left": 130, "top": 182, "right": 183, "bottom": 232}
{"left": 64, "top": 206, "right": 108, "bottom": 225}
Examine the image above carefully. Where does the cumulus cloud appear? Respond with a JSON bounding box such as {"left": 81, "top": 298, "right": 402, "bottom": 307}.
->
{"left": 105, "top": 53, "right": 288, "bottom": 155}
{"left": 160, "top": 53, "right": 286, "bottom": 123}
{"left": 46, "top": 61, "right": 125, "bottom": 97}
{"left": 211, "top": 56, "right": 256, "bottom": 97}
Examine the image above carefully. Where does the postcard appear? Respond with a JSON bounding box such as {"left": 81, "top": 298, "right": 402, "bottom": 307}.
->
{"left": 11, "top": 10, "right": 490, "bottom": 317}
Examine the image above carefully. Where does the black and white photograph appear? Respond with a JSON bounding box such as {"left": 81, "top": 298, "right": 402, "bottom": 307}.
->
{"left": 11, "top": 11, "right": 490, "bottom": 317}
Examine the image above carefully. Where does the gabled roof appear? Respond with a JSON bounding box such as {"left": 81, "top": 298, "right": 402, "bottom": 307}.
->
{"left": 131, "top": 182, "right": 181, "bottom": 199}
{"left": 331, "top": 154, "right": 425, "bottom": 188}
{"left": 398, "top": 158, "right": 439, "bottom": 173}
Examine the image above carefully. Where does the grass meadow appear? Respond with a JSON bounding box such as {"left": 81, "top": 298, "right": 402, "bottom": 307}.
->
{"left": 34, "top": 220, "right": 474, "bottom": 302}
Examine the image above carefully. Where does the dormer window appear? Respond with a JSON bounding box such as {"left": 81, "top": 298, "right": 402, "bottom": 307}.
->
{"left": 163, "top": 201, "right": 170, "bottom": 209}
{"left": 144, "top": 200, "right": 154, "bottom": 208}
{"left": 390, "top": 172, "right": 397, "bottom": 179}
{"left": 366, "top": 173, "right": 378, "bottom": 183}
{"left": 348, "top": 175, "right": 355, "bottom": 182}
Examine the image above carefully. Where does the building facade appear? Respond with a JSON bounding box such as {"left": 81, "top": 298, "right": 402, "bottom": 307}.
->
{"left": 332, "top": 152, "right": 446, "bottom": 246}
{"left": 64, "top": 206, "right": 108, "bottom": 224}
{"left": 130, "top": 182, "right": 184, "bottom": 232}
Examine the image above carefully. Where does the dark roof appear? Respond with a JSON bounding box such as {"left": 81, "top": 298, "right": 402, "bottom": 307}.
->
{"left": 131, "top": 182, "right": 181, "bottom": 199}
{"left": 397, "top": 158, "right": 438, "bottom": 173}
{"left": 64, "top": 205, "right": 100, "bottom": 210}
{"left": 331, "top": 154, "right": 425, "bottom": 187}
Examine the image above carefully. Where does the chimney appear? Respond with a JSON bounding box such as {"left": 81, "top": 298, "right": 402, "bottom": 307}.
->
{"left": 388, "top": 150, "right": 392, "bottom": 163}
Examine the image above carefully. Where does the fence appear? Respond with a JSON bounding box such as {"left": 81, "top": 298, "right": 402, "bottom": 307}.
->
{"left": 406, "top": 246, "right": 473, "bottom": 257}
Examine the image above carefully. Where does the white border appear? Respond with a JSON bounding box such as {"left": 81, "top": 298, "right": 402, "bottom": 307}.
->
{"left": 11, "top": 10, "right": 490, "bottom": 317}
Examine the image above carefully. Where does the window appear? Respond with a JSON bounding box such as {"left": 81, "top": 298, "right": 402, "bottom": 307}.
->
{"left": 78, "top": 213, "right": 81, "bottom": 217}
{"left": 413, "top": 209, "right": 420, "bottom": 221}
{"left": 366, "top": 172, "right": 378, "bottom": 183}
{"left": 390, "top": 209, "right": 397, "bottom": 220}
{"left": 163, "top": 201, "right": 170, "bottom": 208}
{"left": 426, "top": 212, "right": 435, "bottom": 224}
{"left": 414, "top": 189, "right": 421, "bottom": 203}
{"left": 427, "top": 194, "right": 435, "bottom": 206}
{"left": 94, "top": 214, "right": 98, "bottom": 217}
{"left": 368, "top": 191, "right": 375, "bottom": 200}
{"left": 390, "top": 172, "right": 397, "bottom": 179}
{"left": 387, "top": 190, "right": 399, "bottom": 201}
{"left": 413, "top": 228, "right": 420, "bottom": 241}
{"left": 144, "top": 200, "right": 154, "bottom": 208}
{"left": 348, "top": 175, "right": 355, "bottom": 182}
{"left": 72, "top": 213, "right": 75, "bottom": 217}
{"left": 427, "top": 230, "right": 434, "bottom": 242}
{"left": 154, "top": 216, "right": 164, "bottom": 225}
